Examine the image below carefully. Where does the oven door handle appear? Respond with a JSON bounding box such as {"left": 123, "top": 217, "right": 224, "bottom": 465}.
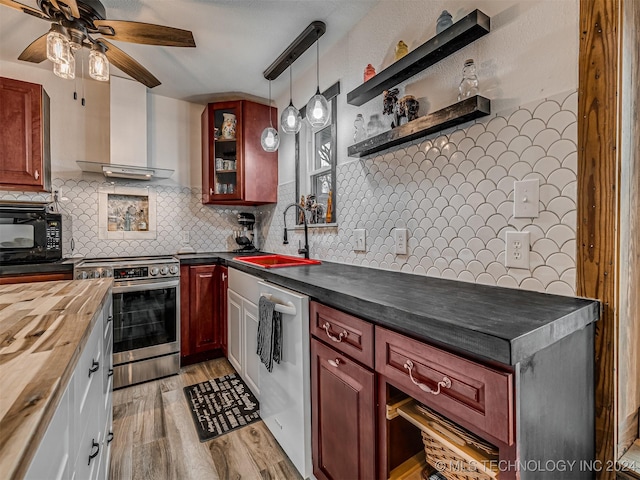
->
{"left": 112, "top": 279, "right": 180, "bottom": 294}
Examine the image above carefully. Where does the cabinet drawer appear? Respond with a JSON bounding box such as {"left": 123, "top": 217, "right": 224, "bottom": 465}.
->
{"left": 310, "top": 301, "right": 374, "bottom": 368}
{"left": 375, "top": 327, "right": 514, "bottom": 445}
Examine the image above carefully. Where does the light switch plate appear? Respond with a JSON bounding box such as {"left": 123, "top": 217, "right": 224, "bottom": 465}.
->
{"left": 181, "top": 230, "right": 190, "bottom": 244}
{"left": 505, "top": 231, "right": 530, "bottom": 269}
{"left": 354, "top": 229, "right": 366, "bottom": 252}
{"left": 513, "top": 179, "right": 540, "bottom": 218}
{"left": 394, "top": 228, "right": 407, "bottom": 255}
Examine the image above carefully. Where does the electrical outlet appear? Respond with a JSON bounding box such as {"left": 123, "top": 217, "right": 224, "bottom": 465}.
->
{"left": 354, "top": 229, "right": 366, "bottom": 252}
{"left": 513, "top": 179, "right": 540, "bottom": 218}
{"left": 505, "top": 231, "right": 530, "bottom": 269}
{"left": 394, "top": 228, "right": 407, "bottom": 255}
{"left": 181, "top": 230, "right": 190, "bottom": 244}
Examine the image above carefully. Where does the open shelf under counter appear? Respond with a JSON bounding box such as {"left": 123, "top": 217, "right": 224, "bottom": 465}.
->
{"left": 346, "top": 9, "right": 490, "bottom": 107}
{"left": 348, "top": 96, "right": 491, "bottom": 158}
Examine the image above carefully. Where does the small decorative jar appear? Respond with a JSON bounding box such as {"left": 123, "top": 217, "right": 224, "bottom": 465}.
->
{"left": 221, "top": 113, "right": 237, "bottom": 139}
{"left": 364, "top": 64, "right": 376, "bottom": 82}
{"left": 436, "top": 10, "right": 453, "bottom": 34}
{"left": 367, "top": 114, "right": 385, "bottom": 137}
{"left": 353, "top": 114, "right": 366, "bottom": 143}
{"left": 395, "top": 41, "right": 408, "bottom": 61}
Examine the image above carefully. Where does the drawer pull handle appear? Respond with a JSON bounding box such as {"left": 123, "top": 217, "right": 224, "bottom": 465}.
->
{"left": 88, "top": 360, "right": 99, "bottom": 377}
{"left": 403, "top": 360, "right": 452, "bottom": 396}
{"left": 108, "top": 368, "right": 114, "bottom": 377}
{"left": 327, "top": 358, "right": 341, "bottom": 368}
{"left": 88, "top": 439, "right": 100, "bottom": 464}
{"left": 107, "top": 315, "right": 113, "bottom": 323}
{"left": 323, "top": 322, "right": 348, "bottom": 343}
{"left": 107, "top": 431, "right": 114, "bottom": 444}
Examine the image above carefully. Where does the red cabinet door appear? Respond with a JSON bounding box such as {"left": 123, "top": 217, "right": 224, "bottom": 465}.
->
{"left": 0, "top": 76, "right": 49, "bottom": 191}
{"left": 311, "top": 337, "right": 376, "bottom": 480}
{"left": 189, "top": 264, "right": 223, "bottom": 354}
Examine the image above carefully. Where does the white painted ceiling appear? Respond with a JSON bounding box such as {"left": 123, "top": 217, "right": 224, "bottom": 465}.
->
{"left": 0, "top": 0, "right": 379, "bottom": 102}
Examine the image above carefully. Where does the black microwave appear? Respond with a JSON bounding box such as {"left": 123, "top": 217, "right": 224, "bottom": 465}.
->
{"left": 0, "top": 203, "right": 63, "bottom": 265}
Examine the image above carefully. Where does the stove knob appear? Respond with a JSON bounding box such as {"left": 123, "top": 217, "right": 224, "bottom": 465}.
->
{"left": 150, "top": 267, "right": 159, "bottom": 276}
{"left": 169, "top": 265, "right": 179, "bottom": 275}
{"left": 77, "top": 271, "right": 88, "bottom": 280}
{"left": 92, "top": 270, "right": 101, "bottom": 279}
{"left": 101, "top": 269, "right": 111, "bottom": 278}
{"left": 104, "top": 270, "right": 112, "bottom": 277}
{"left": 160, "top": 266, "right": 169, "bottom": 275}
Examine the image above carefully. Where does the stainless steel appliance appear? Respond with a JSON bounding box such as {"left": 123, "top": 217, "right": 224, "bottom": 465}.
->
{"left": 75, "top": 256, "right": 180, "bottom": 389}
{"left": 0, "top": 202, "right": 62, "bottom": 264}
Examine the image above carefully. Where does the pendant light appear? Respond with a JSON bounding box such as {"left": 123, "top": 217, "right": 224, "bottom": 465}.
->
{"left": 305, "top": 38, "right": 329, "bottom": 128}
{"left": 261, "top": 80, "right": 280, "bottom": 152}
{"left": 281, "top": 66, "right": 302, "bottom": 134}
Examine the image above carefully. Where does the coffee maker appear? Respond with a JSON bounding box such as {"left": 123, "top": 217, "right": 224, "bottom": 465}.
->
{"left": 233, "top": 212, "right": 258, "bottom": 252}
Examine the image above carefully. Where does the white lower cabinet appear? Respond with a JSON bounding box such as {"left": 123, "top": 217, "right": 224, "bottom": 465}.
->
{"left": 25, "top": 296, "right": 113, "bottom": 480}
{"left": 228, "top": 268, "right": 261, "bottom": 398}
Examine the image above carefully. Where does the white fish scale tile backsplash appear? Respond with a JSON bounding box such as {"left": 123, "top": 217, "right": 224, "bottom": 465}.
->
{"left": 260, "top": 90, "right": 578, "bottom": 296}
{"left": 0, "top": 181, "right": 243, "bottom": 257}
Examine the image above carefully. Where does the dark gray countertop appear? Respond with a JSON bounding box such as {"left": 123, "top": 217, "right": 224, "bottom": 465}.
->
{"left": 0, "top": 257, "right": 80, "bottom": 276}
{"left": 180, "top": 252, "right": 600, "bottom": 366}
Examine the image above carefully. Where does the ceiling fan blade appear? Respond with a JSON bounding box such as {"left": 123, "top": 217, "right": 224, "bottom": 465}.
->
{"left": 18, "top": 33, "right": 48, "bottom": 63}
{"left": 94, "top": 20, "right": 196, "bottom": 47}
{"left": 49, "top": 0, "right": 80, "bottom": 18}
{"left": 98, "top": 39, "right": 161, "bottom": 89}
{"left": 0, "top": 0, "right": 48, "bottom": 19}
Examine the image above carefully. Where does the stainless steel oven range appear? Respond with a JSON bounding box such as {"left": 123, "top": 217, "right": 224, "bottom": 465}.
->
{"left": 75, "top": 256, "right": 180, "bottom": 389}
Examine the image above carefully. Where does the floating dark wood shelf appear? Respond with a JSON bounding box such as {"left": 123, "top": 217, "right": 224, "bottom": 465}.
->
{"left": 346, "top": 10, "right": 490, "bottom": 107}
{"left": 348, "top": 96, "right": 490, "bottom": 158}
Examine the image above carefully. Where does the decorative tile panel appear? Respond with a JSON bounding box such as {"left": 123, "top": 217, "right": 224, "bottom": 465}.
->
{"left": 260, "top": 90, "right": 578, "bottom": 296}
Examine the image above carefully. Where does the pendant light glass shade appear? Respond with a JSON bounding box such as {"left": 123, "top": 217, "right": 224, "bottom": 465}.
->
{"left": 261, "top": 80, "right": 279, "bottom": 152}
{"left": 306, "top": 89, "right": 329, "bottom": 127}
{"left": 306, "top": 38, "right": 329, "bottom": 128}
{"left": 89, "top": 46, "right": 109, "bottom": 82}
{"left": 46, "top": 24, "right": 71, "bottom": 65}
{"left": 53, "top": 52, "right": 75, "bottom": 79}
{"left": 281, "top": 102, "right": 302, "bottom": 134}
{"left": 281, "top": 66, "right": 301, "bottom": 134}
{"left": 261, "top": 127, "right": 280, "bottom": 152}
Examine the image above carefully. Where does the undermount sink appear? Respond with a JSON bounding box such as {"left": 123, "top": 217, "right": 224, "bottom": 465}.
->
{"left": 233, "top": 254, "right": 322, "bottom": 268}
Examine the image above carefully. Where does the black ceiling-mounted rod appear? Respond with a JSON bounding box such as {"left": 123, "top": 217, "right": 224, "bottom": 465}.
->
{"left": 262, "top": 21, "right": 326, "bottom": 80}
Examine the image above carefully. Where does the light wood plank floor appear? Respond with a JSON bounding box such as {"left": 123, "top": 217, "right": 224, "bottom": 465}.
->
{"left": 110, "top": 358, "right": 303, "bottom": 480}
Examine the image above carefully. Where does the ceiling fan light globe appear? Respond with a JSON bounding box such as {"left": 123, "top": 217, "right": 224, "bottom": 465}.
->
{"left": 89, "top": 49, "right": 110, "bottom": 82}
{"left": 53, "top": 53, "right": 75, "bottom": 79}
{"left": 46, "top": 29, "right": 71, "bottom": 65}
{"left": 281, "top": 104, "right": 302, "bottom": 134}
{"left": 306, "top": 93, "right": 329, "bottom": 128}
{"left": 261, "top": 127, "right": 279, "bottom": 152}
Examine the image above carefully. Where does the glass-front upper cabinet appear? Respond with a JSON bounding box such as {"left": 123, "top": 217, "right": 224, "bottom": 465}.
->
{"left": 201, "top": 100, "right": 278, "bottom": 206}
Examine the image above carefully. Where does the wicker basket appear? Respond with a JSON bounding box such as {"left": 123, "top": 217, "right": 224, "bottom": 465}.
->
{"left": 421, "top": 430, "right": 496, "bottom": 480}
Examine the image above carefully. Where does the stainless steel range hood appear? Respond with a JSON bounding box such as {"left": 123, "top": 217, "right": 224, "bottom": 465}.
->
{"left": 76, "top": 161, "right": 174, "bottom": 180}
{"left": 77, "top": 76, "right": 174, "bottom": 181}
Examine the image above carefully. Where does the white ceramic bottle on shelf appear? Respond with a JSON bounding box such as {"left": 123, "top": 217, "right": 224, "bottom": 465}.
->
{"left": 458, "top": 59, "right": 479, "bottom": 101}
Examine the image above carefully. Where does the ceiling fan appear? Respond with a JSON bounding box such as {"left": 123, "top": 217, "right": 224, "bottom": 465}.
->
{"left": 0, "top": 0, "right": 196, "bottom": 88}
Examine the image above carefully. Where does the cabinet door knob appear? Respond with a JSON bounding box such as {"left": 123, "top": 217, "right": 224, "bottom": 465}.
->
{"left": 34, "top": 170, "right": 39, "bottom": 180}
{"left": 222, "top": 273, "right": 227, "bottom": 281}
{"left": 107, "top": 431, "right": 114, "bottom": 444}
{"left": 323, "top": 322, "right": 348, "bottom": 343}
{"left": 403, "top": 359, "right": 451, "bottom": 396}
{"left": 210, "top": 187, "right": 214, "bottom": 195}
{"left": 108, "top": 368, "right": 114, "bottom": 377}
{"left": 327, "top": 358, "right": 341, "bottom": 368}
{"left": 107, "top": 315, "right": 113, "bottom": 323}
{"left": 88, "top": 359, "right": 100, "bottom": 377}
{"left": 88, "top": 439, "right": 100, "bottom": 464}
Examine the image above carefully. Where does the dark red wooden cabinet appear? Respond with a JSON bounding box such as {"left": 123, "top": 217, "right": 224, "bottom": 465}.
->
{"left": 311, "top": 337, "right": 376, "bottom": 480}
{"left": 0, "top": 76, "right": 50, "bottom": 192}
{"left": 201, "top": 100, "right": 277, "bottom": 205}
{"left": 180, "top": 264, "right": 227, "bottom": 365}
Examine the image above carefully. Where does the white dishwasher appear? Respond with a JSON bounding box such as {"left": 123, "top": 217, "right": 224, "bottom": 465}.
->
{"left": 257, "top": 280, "right": 313, "bottom": 480}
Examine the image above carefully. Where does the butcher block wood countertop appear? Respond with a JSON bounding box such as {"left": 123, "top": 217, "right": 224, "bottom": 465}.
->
{"left": 0, "top": 279, "right": 112, "bottom": 480}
